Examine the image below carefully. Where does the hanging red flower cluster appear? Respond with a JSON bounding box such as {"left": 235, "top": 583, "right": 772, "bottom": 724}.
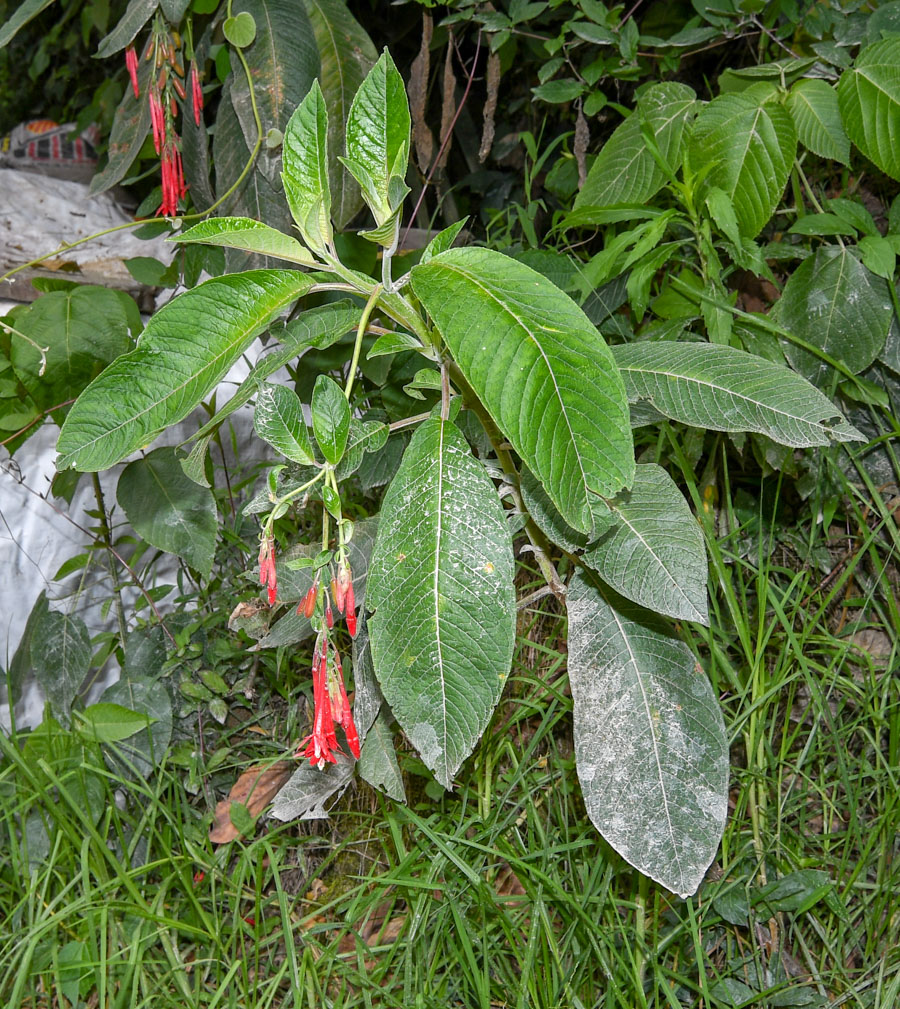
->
{"left": 298, "top": 633, "right": 361, "bottom": 769}
{"left": 124, "top": 17, "right": 203, "bottom": 218}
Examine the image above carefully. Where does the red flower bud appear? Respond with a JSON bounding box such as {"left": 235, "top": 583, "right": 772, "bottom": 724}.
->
{"left": 302, "top": 582, "right": 318, "bottom": 619}
{"left": 191, "top": 64, "right": 203, "bottom": 126}
{"left": 125, "top": 45, "right": 140, "bottom": 99}
{"left": 345, "top": 580, "right": 357, "bottom": 637}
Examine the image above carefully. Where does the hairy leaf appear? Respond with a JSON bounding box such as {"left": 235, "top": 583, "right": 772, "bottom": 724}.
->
{"left": 302, "top": 0, "right": 377, "bottom": 227}
{"left": 254, "top": 383, "right": 315, "bottom": 464}
{"left": 788, "top": 79, "right": 850, "bottom": 164}
{"left": 582, "top": 465, "right": 708, "bottom": 624}
{"left": 311, "top": 374, "right": 350, "bottom": 464}
{"left": 838, "top": 38, "right": 900, "bottom": 182}
{"left": 282, "top": 81, "right": 332, "bottom": 253}
{"left": 575, "top": 83, "right": 696, "bottom": 209}
{"left": 411, "top": 248, "right": 634, "bottom": 533}
{"left": 612, "top": 342, "right": 864, "bottom": 445}
{"left": 117, "top": 448, "right": 218, "bottom": 576}
{"left": 89, "top": 56, "right": 153, "bottom": 195}
{"left": 170, "top": 217, "right": 315, "bottom": 264}
{"left": 566, "top": 571, "right": 728, "bottom": 898}
{"left": 30, "top": 604, "right": 91, "bottom": 726}
{"left": 776, "top": 246, "right": 892, "bottom": 387}
{"left": 57, "top": 271, "right": 313, "bottom": 471}
{"left": 0, "top": 0, "right": 57, "bottom": 47}
{"left": 102, "top": 676, "right": 173, "bottom": 778}
{"left": 688, "top": 91, "right": 796, "bottom": 238}
{"left": 367, "top": 418, "right": 516, "bottom": 789}
{"left": 95, "top": 0, "right": 157, "bottom": 58}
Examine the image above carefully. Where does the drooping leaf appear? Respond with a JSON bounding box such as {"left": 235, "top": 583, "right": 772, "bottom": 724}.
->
{"left": 366, "top": 418, "right": 516, "bottom": 789}
{"left": 7, "top": 592, "right": 50, "bottom": 707}
{"left": 787, "top": 78, "right": 850, "bottom": 164}
{"left": 612, "top": 342, "right": 864, "bottom": 445}
{"left": 776, "top": 245, "right": 892, "bottom": 387}
{"left": 123, "top": 626, "right": 167, "bottom": 679}
{"left": 302, "top": 0, "right": 377, "bottom": 228}
{"left": 170, "top": 218, "right": 315, "bottom": 264}
{"left": 56, "top": 270, "right": 313, "bottom": 471}
{"left": 192, "top": 301, "right": 361, "bottom": 442}
{"left": 75, "top": 703, "right": 154, "bottom": 743}
{"left": 342, "top": 48, "right": 411, "bottom": 222}
{"left": 30, "top": 604, "right": 92, "bottom": 726}
{"left": 9, "top": 286, "right": 132, "bottom": 417}
{"left": 582, "top": 465, "right": 708, "bottom": 624}
{"left": 358, "top": 710, "right": 405, "bottom": 801}
{"left": 95, "top": 0, "right": 157, "bottom": 58}
{"left": 227, "top": 0, "right": 319, "bottom": 183}
{"left": 281, "top": 80, "right": 333, "bottom": 253}
{"left": 209, "top": 761, "right": 294, "bottom": 842}
{"left": 89, "top": 56, "right": 153, "bottom": 195}
{"left": 117, "top": 448, "right": 218, "bottom": 576}
{"left": 688, "top": 91, "right": 797, "bottom": 238}
{"left": 566, "top": 571, "right": 729, "bottom": 898}
{"left": 253, "top": 382, "right": 315, "bottom": 464}
{"left": 575, "top": 83, "right": 696, "bottom": 209}
{"left": 837, "top": 38, "right": 900, "bottom": 182}
{"left": 101, "top": 676, "right": 173, "bottom": 777}
{"left": 411, "top": 248, "right": 634, "bottom": 534}
{"left": 311, "top": 374, "right": 350, "bottom": 464}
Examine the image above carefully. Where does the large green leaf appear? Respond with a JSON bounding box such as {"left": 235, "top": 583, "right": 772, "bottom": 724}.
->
{"left": 56, "top": 270, "right": 313, "bottom": 471}
{"left": 838, "top": 38, "right": 900, "bottom": 182}
{"left": 575, "top": 83, "right": 696, "bottom": 209}
{"left": 342, "top": 48, "right": 410, "bottom": 223}
{"left": 30, "top": 602, "right": 92, "bottom": 726}
{"left": 311, "top": 374, "right": 350, "bottom": 464}
{"left": 228, "top": 0, "right": 319, "bottom": 183}
{"left": 101, "top": 676, "right": 173, "bottom": 778}
{"left": 612, "top": 342, "right": 864, "bottom": 445}
{"left": 117, "top": 448, "right": 218, "bottom": 576}
{"left": 776, "top": 246, "right": 892, "bottom": 387}
{"left": 787, "top": 79, "right": 850, "bottom": 164}
{"left": 582, "top": 464, "right": 708, "bottom": 625}
{"left": 566, "top": 571, "right": 728, "bottom": 898}
{"left": 89, "top": 56, "right": 153, "bottom": 196}
{"left": 688, "top": 91, "right": 796, "bottom": 238}
{"left": 170, "top": 218, "right": 315, "bottom": 264}
{"left": 411, "top": 248, "right": 634, "bottom": 534}
{"left": 95, "top": 0, "right": 157, "bottom": 58}
{"left": 0, "top": 0, "right": 57, "bottom": 47}
{"left": 302, "top": 0, "right": 377, "bottom": 228}
{"left": 366, "top": 418, "right": 516, "bottom": 789}
{"left": 282, "top": 81, "right": 332, "bottom": 254}
{"left": 9, "top": 286, "right": 132, "bottom": 417}
{"left": 253, "top": 383, "right": 315, "bottom": 464}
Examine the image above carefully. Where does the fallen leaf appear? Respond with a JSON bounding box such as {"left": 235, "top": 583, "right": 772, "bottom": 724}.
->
{"left": 209, "top": 760, "right": 294, "bottom": 843}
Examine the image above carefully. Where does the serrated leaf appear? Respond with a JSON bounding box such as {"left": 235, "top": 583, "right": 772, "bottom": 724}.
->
{"left": 575, "top": 83, "right": 696, "bottom": 209}
{"left": 776, "top": 246, "right": 892, "bottom": 387}
{"left": 582, "top": 465, "right": 708, "bottom": 624}
{"left": 302, "top": 0, "right": 377, "bottom": 228}
{"left": 192, "top": 301, "right": 360, "bottom": 442}
{"left": 89, "top": 56, "right": 153, "bottom": 195}
{"left": 366, "top": 418, "right": 515, "bottom": 788}
{"left": 9, "top": 286, "right": 132, "bottom": 417}
{"left": 688, "top": 91, "right": 797, "bottom": 238}
{"left": 254, "top": 383, "right": 315, "bottom": 464}
{"left": 613, "top": 341, "right": 864, "bottom": 445}
{"left": 343, "top": 48, "right": 410, "bottom": 221}
{"left": 282, "top": 81, "right": 332, "bottom": 254}
{"left": 30, "top": 604, "right": 91, "bottom": 726}
{"left": 566, "top": 571, "right": 728, "bottom": 897}
{"left": 170, "top": 218, "right": 315, "bottom": 263}
{"left": 56, "top": 271, "right": 313, "bottom": 471}
{"left": 411, "top": 248, "right": 634, "bottom": 534}
{"left": 420, "top": 219, "right": 468, "bottom": 265}
{"left": 117, "top": 448, "right": 218, "bottom": 577}
{"left": 94, "top": 0, "right": 157, "bottom": 58}
{"left": 787, "top": 79, "right": 850, "bottom": 164}
{"left": 311, "top": 374, "right": 350, "bottom": 464}
{"left": 705, "top": 186, "right": 741, "bottom": 248}
{"left": 838, "top": 38, "right": 900, "bottom": 181}
{"left": 75, "top": 703, "right": 154, "bottom": 743}
{"left": 181, "top": 432, "right": 213, "bottom": 487}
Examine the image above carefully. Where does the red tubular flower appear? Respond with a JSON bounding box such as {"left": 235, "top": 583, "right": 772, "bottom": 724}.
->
{"left": 325, "top": 600, "right": 334, "bottom": 629}
{"left": 345, "top": 579, "right": 357, "bottom": 638}
{"left": 298, "top": 638, "right": 339, "bottom": 768}
{"left": 331, "top": 575, "right": 344, "bottom": 615}
{"left": 191, "top": 64, "right": 203, "bottom": 126}
{"left": 125, "top": 45, "right": 140, "bottom": 99}
{"left": 257, "top": 535, "right": 277, "bottom": 605}
{"left": 149, "top": 88, "right": 165, "bottom": 154}
{"left": 301, "top": 580, "right": 318, "bottom": 619}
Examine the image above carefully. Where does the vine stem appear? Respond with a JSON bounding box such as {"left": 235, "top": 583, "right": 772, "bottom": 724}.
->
{"left": 344, "top": 285, "right": 382, "bottom": 402}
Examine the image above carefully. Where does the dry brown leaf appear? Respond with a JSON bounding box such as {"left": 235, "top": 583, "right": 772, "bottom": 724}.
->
{"left": 408, "top": 13, "right": 434, "bottom": 174}
{"left": 495, "top": 862, "right": 527, "bottom": 905}
{"left": 209, "top": 760, "right": 293, "bottom": 843}
{"left": 437, "top": 38, "right": 457, "bottom": 171}
{"left": 478, "top": 51, "right": 500, "bottom": 163}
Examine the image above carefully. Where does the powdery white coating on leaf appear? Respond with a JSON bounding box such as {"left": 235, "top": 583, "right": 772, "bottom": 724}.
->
{"left": 613, "top": 342, "right": 863, "bottom": 446}
{"left": 366, "top": 418, "right": 516, "bottom": 789}
{"left": 566, "top": 571, "right": 728, "bottom": 898}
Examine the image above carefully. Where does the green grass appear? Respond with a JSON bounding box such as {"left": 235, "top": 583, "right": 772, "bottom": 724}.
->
{"left": 2, "top": 449, "right": 898, "bottom": 1008}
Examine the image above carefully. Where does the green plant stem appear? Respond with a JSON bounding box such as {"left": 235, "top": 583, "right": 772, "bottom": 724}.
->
{"left": 344, "top": 285, "right": 382, "bottom": 402}
{"left": 91, "top": 473, "right": 128, "bottom": 646}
